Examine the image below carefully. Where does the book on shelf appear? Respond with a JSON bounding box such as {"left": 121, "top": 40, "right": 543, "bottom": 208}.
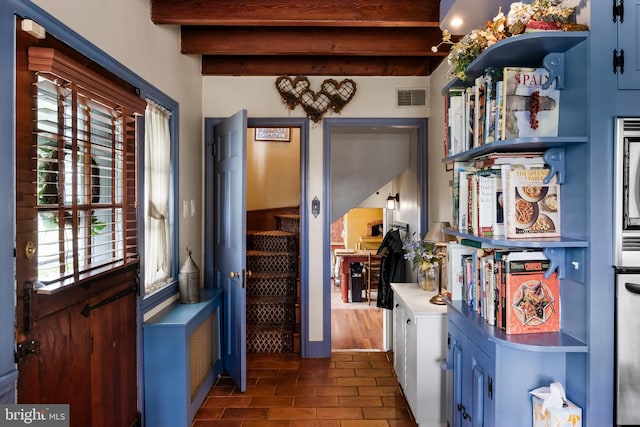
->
{"left": 472, "top": 152, "right": 545, "bottom": 169}
{"left": 447, "top": 243, "right": 476, "bottom": 301}
{"left": 503, "top": 251, "right": 560, "bottom": 335}
{"left": 493, "top": 249, "right": 510, "bottom": 330}
{"left": 448, "top": 89, "right": 465, "bottom": 156}
{"left": 501, "top": 67, "right": 560, "bottom": 140}
{"left": 494, "top": 80, "right": 504, "bottom": 141}
{"left": 451, "top": 161, "right": 469, "bottom": 232}
{"left": 469, "top": 173, "right": 478, "bottom": 235}
{"left": 465, "top": 87, "right": 475, "bottom": 152}
{"left": 460, "top": 238, "right": 483, "bottom": 248}
{"left": 457, "top": 168, "right": 470, "bottom": 233}
{"left": 504, "top": 166, "right": 561, "bottom": 239}
{"left": 476, "top": 168, "right": 500, "bottom": 237}
{"left": 484, "top": 67, "right": 502, "bottom": 144}
{"left": 480, "top": 252, "right": 496, "bottom": 325}
{"left": 474, "top": 75, "right": 486, "bottom": 148}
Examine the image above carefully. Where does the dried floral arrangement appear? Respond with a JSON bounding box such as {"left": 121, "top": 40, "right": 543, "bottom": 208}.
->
{"left": 443, "top": 0, "right": 588, "bottom": 81}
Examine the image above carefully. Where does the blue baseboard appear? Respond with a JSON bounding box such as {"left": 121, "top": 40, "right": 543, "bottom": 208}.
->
{"left": 0, "top": 369, "right": 18, "bottom": 403}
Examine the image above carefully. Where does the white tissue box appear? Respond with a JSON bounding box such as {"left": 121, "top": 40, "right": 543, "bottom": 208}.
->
{"left": 532, "top": 394, "right": 582, "bottom": 427}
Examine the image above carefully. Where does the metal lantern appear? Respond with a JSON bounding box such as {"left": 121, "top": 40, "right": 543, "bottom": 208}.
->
{"left": 179, "top": 248, "right": 200, "bottom": 304}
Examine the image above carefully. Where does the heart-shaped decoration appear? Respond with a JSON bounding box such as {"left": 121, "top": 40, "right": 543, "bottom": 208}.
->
{"left": 321, "top": 78, "right": 357, "bottom": 113}
{"left": 299, "top": 89, "right": 331, "bottom": 123}
{"left": 275, "top": 75, "right": 310, "bottom": 110}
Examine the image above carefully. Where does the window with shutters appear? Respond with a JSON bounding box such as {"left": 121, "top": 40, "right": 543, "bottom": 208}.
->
{"left": 28, "top": 47, "right": 144, "bottom": 291}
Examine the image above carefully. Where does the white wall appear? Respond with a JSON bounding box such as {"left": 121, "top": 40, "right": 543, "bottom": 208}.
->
{"left": 203, "top": 75, "right": 429, "bottom": 342}
{"left": 32, "top": 0, "right": 205, "bottom": 271}
{"left": 330, "top": 132, "right": 411, "bottom": 221}
{"left": 428, "top": 61, "right": 455, "bottom": 226}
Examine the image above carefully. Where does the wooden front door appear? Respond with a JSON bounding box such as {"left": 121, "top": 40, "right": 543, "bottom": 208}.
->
{"left": 14, "top": 19, "right": 139, "bottom": 427}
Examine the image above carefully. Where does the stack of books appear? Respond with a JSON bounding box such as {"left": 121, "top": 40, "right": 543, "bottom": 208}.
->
{"left": 448, "top": 249, "right": 560, "bottom": 335}
{"left": 445, "top": 66, "right": 560, "bottom": 157}
{"left": 451, "top": 154, "right": 561, "bottom": 239}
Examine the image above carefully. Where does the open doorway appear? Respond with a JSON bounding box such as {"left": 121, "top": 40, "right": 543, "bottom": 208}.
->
{"left": 330, "top": 207, "right": 385, "bottom": 350}
{"left": 326, "top": 118, "right": 429, "bottom": 352}
{"left": 246, "top": 126, "right": 302, "bottom": 354}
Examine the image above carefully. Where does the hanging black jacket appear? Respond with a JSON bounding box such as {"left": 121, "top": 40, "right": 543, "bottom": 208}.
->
{"left": 376, "top": 229, "right": 406, "bottom": 310}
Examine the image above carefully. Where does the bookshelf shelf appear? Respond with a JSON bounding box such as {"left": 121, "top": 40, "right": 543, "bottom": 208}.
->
{"left": 446, "top": 230, "right": 588, "bottom": 249}
{"left": 442, "top": 136, "right": 588, "bottom": 163}
{"left": 448, "top": 300, "right": 588, "bottom": 353}
{"left": 442, "top": 32, "right": 590, "bottom": 95}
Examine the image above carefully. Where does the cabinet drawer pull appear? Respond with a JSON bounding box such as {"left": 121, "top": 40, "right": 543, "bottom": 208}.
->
{"left": 406, "top": 318, "right": 412, "bottom": 325}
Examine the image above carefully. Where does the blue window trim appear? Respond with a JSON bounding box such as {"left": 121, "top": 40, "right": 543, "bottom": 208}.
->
{"left": 3, "top": 0, "right": 181, "bottom": 315}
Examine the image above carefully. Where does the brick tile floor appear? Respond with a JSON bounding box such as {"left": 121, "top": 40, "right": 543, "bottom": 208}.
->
{"left": 193, "top": 352, "right": 418, "bottom": 427}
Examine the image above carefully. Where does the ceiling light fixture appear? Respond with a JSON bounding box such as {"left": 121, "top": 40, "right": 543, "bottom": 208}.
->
{"left": 450, "top": 17, "right": 464, "bottom": 28}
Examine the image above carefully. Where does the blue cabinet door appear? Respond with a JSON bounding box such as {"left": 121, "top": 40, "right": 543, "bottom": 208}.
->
{"left": 448, "top": 320, "right": 494, "bottom": 427}
{"left": 617, "top": 0, "right": 640, "bottom": 88}
{"left": 469, "top": 344, "right": 493, "bottom": 427}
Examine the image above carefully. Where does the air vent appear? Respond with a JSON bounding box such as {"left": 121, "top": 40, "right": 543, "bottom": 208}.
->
{"left": 396, "top": 88, "right": 427, "bottom": 108}
{"left": 624, "top": 118, "right": 640, "bottom": 133}
{"left": 622, "top": 236, "right": 640, "bottom": 251}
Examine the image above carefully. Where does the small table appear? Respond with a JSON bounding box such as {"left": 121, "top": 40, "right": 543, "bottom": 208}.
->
{"left": 334, "top": 250, "right": 374, "bottom": 303}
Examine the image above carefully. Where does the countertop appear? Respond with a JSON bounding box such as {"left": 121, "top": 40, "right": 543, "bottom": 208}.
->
{"left": 391, "top": 283, "right": 448, "bottom": 316}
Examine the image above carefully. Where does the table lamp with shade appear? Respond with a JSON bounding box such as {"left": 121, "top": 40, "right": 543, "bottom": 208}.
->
{"left": 423, "top": 221, "right": 458, "bottom": 305}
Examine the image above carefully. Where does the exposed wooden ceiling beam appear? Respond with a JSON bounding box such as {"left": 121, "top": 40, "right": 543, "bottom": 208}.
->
{"left": 151, "top": 0, "right": 440, "bottom": 27}
{"left": 201, "top": 55, "right": 445, "bottom": 76}
{"left": 181, "top": 26, "right": 445, "bottom": 56}
{"left": 150, "top": 0, "right": 449, "bottom": 76}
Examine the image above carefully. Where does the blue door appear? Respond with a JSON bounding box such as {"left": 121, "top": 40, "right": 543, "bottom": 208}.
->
{"left": 214, "top": 110, "right": 247, "bottom": 391}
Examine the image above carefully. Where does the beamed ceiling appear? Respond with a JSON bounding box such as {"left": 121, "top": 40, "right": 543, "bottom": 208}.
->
{"left": 150, "top": 0, "right": 452, "bottom": 76}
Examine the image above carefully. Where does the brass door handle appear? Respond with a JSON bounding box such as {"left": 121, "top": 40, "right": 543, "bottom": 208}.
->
{"left": 25, "top": 241, "right": 36, "bottom": 260}
{"left": 230, "top": 271, "right": 240, "bottom": 279}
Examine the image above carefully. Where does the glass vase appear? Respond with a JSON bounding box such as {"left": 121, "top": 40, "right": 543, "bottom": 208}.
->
{"left": 418, "top": 263, "right": 438, "bottom": 292}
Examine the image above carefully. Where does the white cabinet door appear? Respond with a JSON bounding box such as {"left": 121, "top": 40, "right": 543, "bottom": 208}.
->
{"left": 404, "top": 310, "right": 418, "bottom": 411}
{"left": 393, "top": 301, "right": 407, "bottom": 388}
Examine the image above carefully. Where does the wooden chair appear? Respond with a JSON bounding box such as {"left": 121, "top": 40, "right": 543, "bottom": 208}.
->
{"left": 363, "top": 252, "right": 381, "bottom": 305}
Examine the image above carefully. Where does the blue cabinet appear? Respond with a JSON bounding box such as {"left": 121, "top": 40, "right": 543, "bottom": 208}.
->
{"left": 448, "top": 319, "right": 494, "bottom": 427}
{"left": 447, "top": 301, "right": 587, "bottom": 427}
{"left": 143, "top": 288, "right": 223, "bottom": 427}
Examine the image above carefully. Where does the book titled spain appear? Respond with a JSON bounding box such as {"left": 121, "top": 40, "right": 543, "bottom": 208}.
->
{"left": 505, "top": 167, "right": 560, "bottom": 239}
{"left": 501, "top": 67, "right": 559, "bottom": 140}
{"left": 504, "top": 252, "right": 560, "bottom": 335}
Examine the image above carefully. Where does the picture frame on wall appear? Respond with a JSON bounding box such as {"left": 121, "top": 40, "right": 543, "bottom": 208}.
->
{"left": 255, "top": 127, "right": 291, "bottom": 142}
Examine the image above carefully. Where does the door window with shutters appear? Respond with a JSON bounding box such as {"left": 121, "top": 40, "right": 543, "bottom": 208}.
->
{"left": 27, "top": 47, "right": 143, "bottom": 293}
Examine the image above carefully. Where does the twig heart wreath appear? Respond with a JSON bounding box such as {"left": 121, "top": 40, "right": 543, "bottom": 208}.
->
{"left": 275, "top": 75, "right": 357, "bottom": 123}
